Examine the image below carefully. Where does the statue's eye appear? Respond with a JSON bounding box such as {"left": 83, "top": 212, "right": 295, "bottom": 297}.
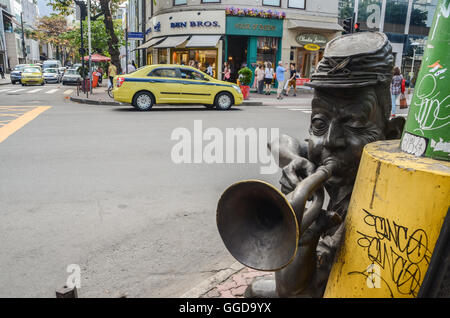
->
{"left": 311, "top": 118, "right": 328, "bottom": 135}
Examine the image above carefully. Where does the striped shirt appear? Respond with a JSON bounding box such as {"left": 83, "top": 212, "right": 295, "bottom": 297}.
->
{"left": 390, "top": 75, "right": 403, "bottom": 95}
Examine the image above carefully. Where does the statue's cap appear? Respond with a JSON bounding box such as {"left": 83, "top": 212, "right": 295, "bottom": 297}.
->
{"left": 306, "top": 32, "right": 394, "bottom": 88}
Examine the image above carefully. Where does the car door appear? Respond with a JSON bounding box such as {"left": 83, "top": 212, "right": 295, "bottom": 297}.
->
{"left": 146, "top": 67, "right": 182, "bottom": 103}
{"left": 178, "top": 68, "right": 213, "bottom": 103}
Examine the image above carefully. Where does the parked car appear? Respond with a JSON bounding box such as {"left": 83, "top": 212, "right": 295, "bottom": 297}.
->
{"left": 43, "top": 68, "right": 62, "bottom": 83}
{"left": 61, "top": 68, "right": 81, "bottom": 85}
{"left": 10, "top": 64, "right": 29, "bottom": 84}
{"left": 112, "top": 64, "right": 243, "bottom": 111}
{"left": 21, "top": 66, "right": 44, "bottom": 86}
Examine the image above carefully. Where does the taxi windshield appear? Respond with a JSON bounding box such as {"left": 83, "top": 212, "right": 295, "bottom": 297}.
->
{"left": 65, "top": 69, "right": 78, "bottom": 75}
{"left": 24, "top": 67, "right": 41, "bottom": 73}
{"left": 45, "top": 68, "right": 57, "bottom": 73}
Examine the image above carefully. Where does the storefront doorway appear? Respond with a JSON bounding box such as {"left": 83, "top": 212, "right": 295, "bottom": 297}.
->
{"left": 296, "top": 48, "right": 323, "bottom": 78}
{"left": 227, "top": 35, "right": 247, "bottom": 82}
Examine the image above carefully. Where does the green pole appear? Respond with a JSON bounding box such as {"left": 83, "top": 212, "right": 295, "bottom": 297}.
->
{"left": 400, "top": 0, "right": 450, "bottom": 161}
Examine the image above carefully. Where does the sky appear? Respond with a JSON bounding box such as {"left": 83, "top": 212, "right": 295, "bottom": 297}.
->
{"left": 37, "top": 0, "right": 55, "bottom": 17}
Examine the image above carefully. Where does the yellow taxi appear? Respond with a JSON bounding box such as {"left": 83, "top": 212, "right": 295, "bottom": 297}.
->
{"left": 21, "top": 66, "right": 44, "bottom": 86}
{"left": 112, "top": 64, "right": 243, "bottom": 111}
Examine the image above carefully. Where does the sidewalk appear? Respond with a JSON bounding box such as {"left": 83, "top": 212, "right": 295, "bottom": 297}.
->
{"left": 69, "top": 85, "right": 315, "bottom": 107}
{"left": 0, "top": 74, "right": 10, "bottom": 85}
{"left": 181, "top": 262, "right": 272, "bottom": 298}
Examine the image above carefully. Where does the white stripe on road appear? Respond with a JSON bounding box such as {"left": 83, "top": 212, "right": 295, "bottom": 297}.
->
{"left": 276, "top": 106, "right": 311, "bottom": 109}
{"left": 9, "top": 88, "right": 26, "bottom": 93}
{"left": 45, "top": 89, "right": 59, "bottom": 94}
{"left": 27, "top": 88, "right": 43, "bottom": 93}
{"left": 63, "top": 89, "right": 73, "bottom": 95}
{"left": 0, "top": 88, "right": 12, "bottom": 92}
{"left": 302, "top": 110, "right": 312, "bottom": 114}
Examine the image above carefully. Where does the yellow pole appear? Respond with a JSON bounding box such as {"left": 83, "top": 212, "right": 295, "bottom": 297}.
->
{"left": 324, "top": 140, "right": 450, "bottom": 298}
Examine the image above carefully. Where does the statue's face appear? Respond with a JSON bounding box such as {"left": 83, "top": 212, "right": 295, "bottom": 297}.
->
{"left": 308, "top": 87, "right": 387, "bottom": 187}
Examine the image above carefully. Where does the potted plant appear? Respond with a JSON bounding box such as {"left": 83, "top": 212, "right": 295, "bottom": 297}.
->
{"left": 238, "top": 67, "right": 253, "bottom": 100}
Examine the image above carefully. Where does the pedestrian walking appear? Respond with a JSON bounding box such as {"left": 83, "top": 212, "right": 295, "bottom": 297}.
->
{"left": 285, "top": 63, "right": 297, "bottom": 96}
{"left": 275, "top": 61, "right": 287, "bottom": 100}
{"left": 222, "top": 62, "right": 231, "bottom": 82}
{"left": 205, "top": 62, "right": 213, "bottom": 77}
{"left": 0, "top": 64, "right": 4, "bottom": 79}
{"left": 264, "top": 62, "right": 274, "bottom": 95}
{"left": 127, "top": 61, "right": 136, "bottom": 73}
{"left": 390, "top": 66, "right": 403, "bottom": 118}
{"left": 108, "top": 61, "right": 117, "bottom": 87}
{"left": 255, "top": 63, "right": 265, "bottom": 94}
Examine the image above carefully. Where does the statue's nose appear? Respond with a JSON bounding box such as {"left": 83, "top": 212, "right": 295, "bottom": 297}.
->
{"left": 323, "top": 121, "right": 346, "bottom": 150}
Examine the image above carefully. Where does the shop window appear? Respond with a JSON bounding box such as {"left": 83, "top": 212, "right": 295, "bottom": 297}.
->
{"left": 174, "top": 0, "right": 187, "bottom": 5}
{"left": 262, "top": 0, "right": 281, "bottom": 7}
{"left": 149, "top": 68, "right": 178, "bottom": 78}
{"left": 202, "top": 0, "right": 220, "bottom": 2}
{"left": 288, "top": 0, "right": 305, "bottom": 9}
{"left": 158, "top": 49, "right": 168, "bottom": 64}
{"left": 257, "top": 37, "right": 279, "bottom": 68}
{"left": 180, "top": 68, "right": 205, "bottom": 81}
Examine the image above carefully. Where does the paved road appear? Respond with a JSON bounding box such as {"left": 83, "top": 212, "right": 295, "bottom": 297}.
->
{"left": 0, "top": 87, "right": 312, "bottom": 297}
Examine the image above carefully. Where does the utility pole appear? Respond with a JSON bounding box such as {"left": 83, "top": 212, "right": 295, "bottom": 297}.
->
{"left": 88, "top": 0, "right": 92, "bottom": 93}
{"left": 125, "top": 4, "right": 128, "bottom": 74}
{"left": 75, "top": 1, "right": 87, "bottom": 94}
{"left": 20, "top": 12, "right": 27, "bottom": 63}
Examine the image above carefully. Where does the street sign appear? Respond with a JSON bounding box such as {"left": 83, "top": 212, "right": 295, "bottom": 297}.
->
{"left": 127, "top": 32, "right": 144, "bottom": 40}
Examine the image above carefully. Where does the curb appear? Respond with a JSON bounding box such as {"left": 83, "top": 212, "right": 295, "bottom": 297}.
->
{"left": 70, "top": 96, "right": 264, "bottom": 107}
{"left": 70, "top": 96, "right": 121, "bottom": 106}
{"left": 180, "top": 262, "right": 245, "bottom": 298}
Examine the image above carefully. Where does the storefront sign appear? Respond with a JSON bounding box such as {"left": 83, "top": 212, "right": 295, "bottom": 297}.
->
{"left": 147, "top": 11, "right": 226, "bottom": 38}
{"left": 296, "top": 33, "right": 328, "bottom": 48}
{"left": 304, "top": 43, "right": 321, "bottom": 51}
{"left": 226, "top": 16, "right": 283, "bottom": 37}
{"left": 170, "top": 21, "right": 220, "bottom": 29}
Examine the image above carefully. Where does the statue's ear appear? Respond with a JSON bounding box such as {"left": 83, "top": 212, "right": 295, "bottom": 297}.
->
{"left": 385, "top": 117, "right": 406, "bottom": 140}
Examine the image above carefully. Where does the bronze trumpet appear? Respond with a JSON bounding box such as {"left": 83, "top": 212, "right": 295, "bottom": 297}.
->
{"left": 216, "top": 161, "right": 336, "bottom": 272}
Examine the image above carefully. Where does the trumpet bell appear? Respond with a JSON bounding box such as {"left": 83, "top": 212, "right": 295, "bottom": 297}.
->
{"left": 216, "top": 180, "right": 299, "bottom": 271}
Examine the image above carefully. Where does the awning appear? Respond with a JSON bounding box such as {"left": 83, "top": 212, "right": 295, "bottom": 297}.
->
{"left": 135, "top": 37, "right": 166, "bottom": 50}
{"left": 185, "top": 35, "right": 221, "bottom": 48}
{"left": 288, "top": 19, "right": 343, "bottom": 31}
{"left": 153, "top": 36, "right": 190, "bottom": 48}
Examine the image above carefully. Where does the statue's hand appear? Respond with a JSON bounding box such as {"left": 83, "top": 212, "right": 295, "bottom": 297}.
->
{"left": 279, "top": 157, "right": 316, "bottom": 194}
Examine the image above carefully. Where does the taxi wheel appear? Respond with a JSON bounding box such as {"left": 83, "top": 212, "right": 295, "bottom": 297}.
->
{"left": 133, "top": 91, "right": 154, "bottom": 111}
{"left": 215, "top": 92, "right": 233, "bottom": 110}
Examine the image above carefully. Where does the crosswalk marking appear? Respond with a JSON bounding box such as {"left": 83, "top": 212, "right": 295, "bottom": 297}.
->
{"left": 9, "top": 88, "right": 26, "bottom": 93}
{"left": 46, "top": 89, "right": 59, "bottom": 94}
{"left": 63, "top": 89, "right": 73, "bottom": 95}
{"left": 28, "top": 88, "right": 43, "bottom": 93}
{"left": 0, "top": 88, "right": 12, "bottom": 93}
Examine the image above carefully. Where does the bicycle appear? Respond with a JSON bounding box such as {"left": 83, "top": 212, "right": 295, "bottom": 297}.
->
{"left": 107, "top": 85, "right": 113, "bottom": 98}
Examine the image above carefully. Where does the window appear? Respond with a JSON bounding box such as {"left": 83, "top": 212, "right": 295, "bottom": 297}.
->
{"left": 288, "top": 0, "right": 305, "bottom": 9}
{"left": 149, "top": 68, "right": 178, "bottom": 78}
{"left": 180, "top": 68, "right": 205, "bottom": 81}
{"left": 201, "top": 0, "right": 220, "bottom": 2}
{"left": 262, "top": 0, "right": 281, "bottom": 7}
{"left": 174, "top": 0, "right": 187, "bottom": 5}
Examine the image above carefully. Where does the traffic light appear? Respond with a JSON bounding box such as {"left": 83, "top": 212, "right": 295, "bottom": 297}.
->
{"left": 343, "top": 17, "right": 354, "bottom": 34}
{"left": 354, "top": 22, "right": 361, "bottom": 32}
{"left": 75, "top": 0, "right": 87, "bottom": 21}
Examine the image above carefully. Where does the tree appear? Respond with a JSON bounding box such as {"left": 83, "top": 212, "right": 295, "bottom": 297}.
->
{"left": 34, "top": 14, "right": 70, "bottom": 62}
{"left": 48, "top": 0, "right": 124, "bottom": 73}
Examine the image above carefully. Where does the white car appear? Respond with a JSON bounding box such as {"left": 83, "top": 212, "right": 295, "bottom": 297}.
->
{"left": 61, "top": 68, "right": 81, "bottom": 85}
{"left": 43, "top": 68, "right": 62, "bottom": 83}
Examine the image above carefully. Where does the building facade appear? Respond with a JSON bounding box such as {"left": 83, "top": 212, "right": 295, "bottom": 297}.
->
{"left": 339, "top": 0, "right": 439, "bottom": 84}
{"left": 138, "top": 0, "right": 342, "bottom": 81}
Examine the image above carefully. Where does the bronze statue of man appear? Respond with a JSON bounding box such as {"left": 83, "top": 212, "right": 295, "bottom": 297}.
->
{"left": 245, "top": 32, "right": 405, "bottom": 298}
